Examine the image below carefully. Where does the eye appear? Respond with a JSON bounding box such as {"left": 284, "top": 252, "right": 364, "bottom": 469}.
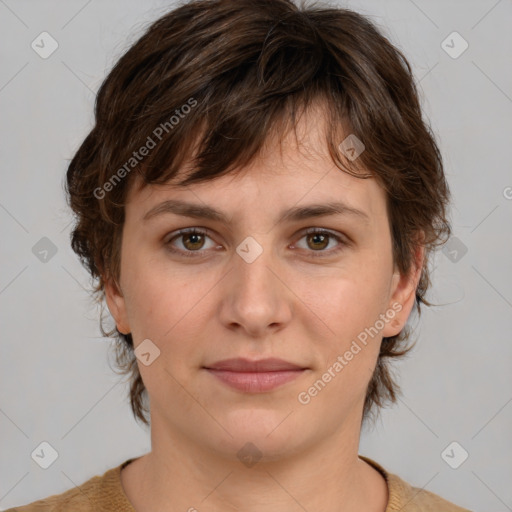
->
{"left": 294, "top": 228, "right": 347, "bottom": 258}
{"left": 164, "top": 227, "right": 348, "bottom": 259}
{"left": 165, "top": 228, "right": 220, "bottom": 258}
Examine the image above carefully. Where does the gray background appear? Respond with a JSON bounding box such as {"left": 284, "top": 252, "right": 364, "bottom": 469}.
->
{"left": 1, "top": 0, "right": 511, "bottom": 510}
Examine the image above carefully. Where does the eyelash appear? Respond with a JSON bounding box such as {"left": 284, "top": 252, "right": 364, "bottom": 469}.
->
{"left": 164, "top": 227, "right": 348, "bottom": 259}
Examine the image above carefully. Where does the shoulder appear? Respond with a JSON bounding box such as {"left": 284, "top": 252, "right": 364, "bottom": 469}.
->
{"left": 359, "top": 455, "right": 473, "bottom": 512}
{"left": 3, "top": 459, "right": 136, "bottom": 512}
{"left": 3, "top": 478, "right": 101, "bottom": 512}
{"left": 386, "top": 472, "right": 473, "bottom": 511}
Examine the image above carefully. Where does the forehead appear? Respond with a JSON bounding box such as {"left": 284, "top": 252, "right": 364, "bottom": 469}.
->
{"left": 124, "top": 103, "right": 388, "bottom": 226}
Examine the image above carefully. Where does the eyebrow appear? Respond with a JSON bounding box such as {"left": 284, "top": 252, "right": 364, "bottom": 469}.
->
{"left": 142, "top": 199, "right": 370, "bottom": 224}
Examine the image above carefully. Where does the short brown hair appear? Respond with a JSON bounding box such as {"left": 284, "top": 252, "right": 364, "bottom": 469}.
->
{"left": 65, "top": 0, "right": 451, "bottom": 428}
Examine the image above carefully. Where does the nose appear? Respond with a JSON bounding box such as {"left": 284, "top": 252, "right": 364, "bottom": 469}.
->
{"left": 218, "top": 237, "right": 293, "bottom": 337}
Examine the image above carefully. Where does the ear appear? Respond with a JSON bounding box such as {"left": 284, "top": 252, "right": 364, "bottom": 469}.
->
{"left": 382, "top": 237, "right": 425, "bottom": 338}
{"left": 104, "top": 275, "right": 131, "bottom": 335}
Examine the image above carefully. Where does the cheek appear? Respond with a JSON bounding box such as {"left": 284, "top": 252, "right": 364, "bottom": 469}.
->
{"left": 120, "top": 260, "right": 216, "bottom": 390}
{"left": 303, "top": 260, "right": 391, "bottom": 363}
{"left": 317, "top": 262, "right": 390, "bottom": 325}
{"left": 301, "top": 277, "right": 389, "bottom": 411}
{"left": 121, "top": 253, "right": 216, "bottom": 345}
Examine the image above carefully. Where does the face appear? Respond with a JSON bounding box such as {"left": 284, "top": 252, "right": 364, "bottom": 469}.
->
{"left": 105, "top": 106, "right": 423, "bottom": 462}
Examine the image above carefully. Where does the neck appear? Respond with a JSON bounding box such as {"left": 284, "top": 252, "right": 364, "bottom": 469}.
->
{"left": 121, "top": 416, "right": 388, "bottom": 512}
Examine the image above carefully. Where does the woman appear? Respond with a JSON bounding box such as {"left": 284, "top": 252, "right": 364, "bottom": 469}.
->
{"left": 8, "top": 0, "right": 472, "bottom": 510}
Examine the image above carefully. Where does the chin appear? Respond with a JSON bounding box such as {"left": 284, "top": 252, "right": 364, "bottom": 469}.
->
{"left": 207, "top": 409, "right": 307, "bottom": 460}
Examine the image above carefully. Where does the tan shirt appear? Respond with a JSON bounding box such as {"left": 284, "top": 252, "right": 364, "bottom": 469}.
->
{"left": 6, "top": 455, "right": 472, "bottom": 511}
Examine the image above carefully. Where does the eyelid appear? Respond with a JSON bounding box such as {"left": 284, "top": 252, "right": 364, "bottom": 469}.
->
{"left": 165, "top": 227, "right": 219, "bottom": 258}
{"left": 164, "top": 226, "right": 349, "bottom": 258}
{"left": 292, "top": 227, "right": 349, "bottom": 257}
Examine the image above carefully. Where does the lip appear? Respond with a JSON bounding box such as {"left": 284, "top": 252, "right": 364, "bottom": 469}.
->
{"left": 203, "top": 358, "right": 308, "bottom": 393}
{"left": 204, "top": 357, "right": 306, "bottom": 372}
{"left": 205, "top": 369, "right": 305, "bottom": 392}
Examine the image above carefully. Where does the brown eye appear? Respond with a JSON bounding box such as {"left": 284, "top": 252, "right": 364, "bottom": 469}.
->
{"left": 295, "top": 228, "right": 347, "bottom": 258}
{"left": 165, "top": 227, "right": 347, "bottom": 260}
{"left": 306, "top": 232, "right": 330, "bottom": 251}
{"left": 165, "top": 228, "right": 218, "bottom": 258}
{"left": 181, "top": 232, "right": 206, "bottom": 251}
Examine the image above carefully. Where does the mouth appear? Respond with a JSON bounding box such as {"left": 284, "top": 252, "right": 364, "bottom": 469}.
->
{"left": 204, "top": 357, "right": 307, "bottom": 372}
{"left": 202, "top": 357, "right": 308, "bottom": 393}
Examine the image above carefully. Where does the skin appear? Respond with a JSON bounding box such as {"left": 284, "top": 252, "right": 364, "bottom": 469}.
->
{"left": 105, "top": 104, "right": 424, "bottom": 512}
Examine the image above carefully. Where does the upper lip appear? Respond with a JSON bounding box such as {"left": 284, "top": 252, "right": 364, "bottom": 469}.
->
{"left": 204, "top": 357, "right": 306, "bottom": 372}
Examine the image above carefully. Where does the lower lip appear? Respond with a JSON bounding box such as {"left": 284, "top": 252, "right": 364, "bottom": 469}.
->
{"left": 204, "top": 369, "right": 305, "bottom": 392}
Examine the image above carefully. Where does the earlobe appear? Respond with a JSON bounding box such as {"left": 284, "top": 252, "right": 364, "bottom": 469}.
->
{"left": 382, "top": 243, "right": 425, "bottom": 338}
{"left": 104, "top": 276, "right": 131, "bottom": 335}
